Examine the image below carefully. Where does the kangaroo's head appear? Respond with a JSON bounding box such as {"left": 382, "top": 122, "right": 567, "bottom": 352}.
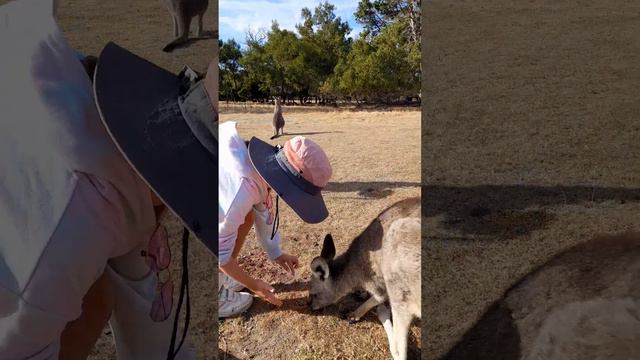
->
{"left": 308, "top": 234, "right": 339, "bottom": 310}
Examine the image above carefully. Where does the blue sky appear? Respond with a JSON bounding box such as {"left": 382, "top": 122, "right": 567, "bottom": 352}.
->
{"left": 219, "top": 0, "right": 364, "bottom": 45}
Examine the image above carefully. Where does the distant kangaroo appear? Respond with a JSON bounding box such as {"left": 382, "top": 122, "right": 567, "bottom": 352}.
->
{"left": 162, "top": 0, "right": 209, "bottom": 52}
{"left": 308, "top": 197, "right": 421, "bottom": 360}
{"left": 270, "top": 97, "right": 285, "bottom": 140}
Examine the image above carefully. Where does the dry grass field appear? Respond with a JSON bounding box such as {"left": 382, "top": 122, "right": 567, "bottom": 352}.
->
{"left": 423, "top": 0, "right": 640, "bottom": 359}
{"left": 56, "top": 0, "right": 217, "bottom": 74}
{"left": 218, "top": 108, "right": 421, "bottom": 359}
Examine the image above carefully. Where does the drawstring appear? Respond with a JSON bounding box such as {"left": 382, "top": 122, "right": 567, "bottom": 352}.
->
{"left": 271, "top": 195, "right": 279, "bottom": 240}
{"left": 167, "top": 227, "right": 190, "bottom": 359}
{"left": 269, "top": 145, "right": 283, "bottom": 241}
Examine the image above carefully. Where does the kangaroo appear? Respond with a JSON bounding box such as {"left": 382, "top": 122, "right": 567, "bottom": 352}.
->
{"left": 270, "top": 97, "right": 285, "bottom": 140}
{"left": 162, "top": 0, "right": 209, "bottom": 52}
{"left": 444, "top": 232, "right": 640, "bottom": 360}
{"left": 308, "top": 197, "right": 421, "bottom": 360}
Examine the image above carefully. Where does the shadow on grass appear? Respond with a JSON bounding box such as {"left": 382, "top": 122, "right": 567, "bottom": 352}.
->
{"left": 423, "top": 184, "right": 640, "bottom": 240}
{"left": 326, "top": 181, "right": 421, "bottom": 199}
{"left": 442, "top": 302, "right": 520, "bottom": 360}
{"left": 162, "top": 31, "right": 217, "bottom": 52}
{"left": 218, "top": 351, "right": 241, "bottom": 360}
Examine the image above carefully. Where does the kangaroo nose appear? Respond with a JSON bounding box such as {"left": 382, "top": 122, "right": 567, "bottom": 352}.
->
{"left": 306, "top": 294, "right": 315, "bottom": 308}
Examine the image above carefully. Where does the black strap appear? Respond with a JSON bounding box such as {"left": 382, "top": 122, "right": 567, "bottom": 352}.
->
{"left": 167, "top": 228, "right": 191, "bottom": 359}
{"left": 271, "top": 195, "right": 280, "bottom": 240}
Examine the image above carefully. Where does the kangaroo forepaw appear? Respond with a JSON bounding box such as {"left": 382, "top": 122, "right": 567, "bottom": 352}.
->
{"left": 347, "top": 313, "right": 361, "bottom": 324}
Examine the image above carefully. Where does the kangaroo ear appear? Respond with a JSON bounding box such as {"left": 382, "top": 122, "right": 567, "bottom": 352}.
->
{"left": 311, "top": 257, "right": 330, "bottom": 281}
{"left": 321, "top": 234, "right": 336, "bottom": 260}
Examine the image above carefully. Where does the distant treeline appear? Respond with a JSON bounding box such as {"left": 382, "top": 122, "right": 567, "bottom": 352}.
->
{"left": 219, "top": 0, "right": 421, "bottom": 105}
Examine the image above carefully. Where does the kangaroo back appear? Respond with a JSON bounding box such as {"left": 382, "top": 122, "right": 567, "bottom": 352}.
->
{"left": 308, "top": 197, "right": 421, "bottom": 311}
{"left": 382, "top": 217, "right": 421, "bottom": 317}
{"left": 444, "top": 232, "right": 640, "bottom": 360}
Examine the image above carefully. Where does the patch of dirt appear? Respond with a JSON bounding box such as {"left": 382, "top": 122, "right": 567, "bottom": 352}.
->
{"left": 238, "top": 246, "right": 304, "bottom": 286}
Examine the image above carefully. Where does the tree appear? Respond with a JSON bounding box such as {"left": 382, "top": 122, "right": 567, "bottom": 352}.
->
{"left": 219, "top": 39, "right": 243, "bottom": 100}
{"left": 239, "top": 29, "right": 271, "bottom": 101}
{"left": 263, "top": 22, "right": 308, "bottom": 99}
{"left": 355, "top": 0, "right": 421, "bottom": 45}
{"left": 220, "top": 0, "right": 421, "bottom": 104}
{"left": 297, "top": 2, "right": 352, "bottom": 98}
{"left": 326, "top": 19, "right": 420, "bottom": 102}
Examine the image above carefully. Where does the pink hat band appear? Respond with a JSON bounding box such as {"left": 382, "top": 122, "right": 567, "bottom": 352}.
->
{"left": 280, "top": 136, "right": 332, "bottom": 189}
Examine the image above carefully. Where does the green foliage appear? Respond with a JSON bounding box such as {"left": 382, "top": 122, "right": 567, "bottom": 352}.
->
{"left": 355, "top": 0, "right": 421, "bottom": 44}
{"left": 324, "top": 19, "right": 420, "bottom": 101}
{"left": 219, "top": 39, "right": 243, "bottom": 100}
{"left": 219, "top": 0, "right": 421, "bottom": 104}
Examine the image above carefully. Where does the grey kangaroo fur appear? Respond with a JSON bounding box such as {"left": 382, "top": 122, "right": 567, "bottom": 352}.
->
{"left": 270, "top": 97, "right": 285, "bottom": 140}
{"left": 162, "top": 0, "right": 209, "bottom": 52}
{"left": 309, "top": 197, "right": 421, "bottom": 360}
{"left": 444, "top": 232, "right": 640, "bottom": 360}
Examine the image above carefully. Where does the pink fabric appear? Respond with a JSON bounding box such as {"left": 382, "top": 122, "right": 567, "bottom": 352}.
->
{"left": 0, "top": 172, "right": 166, "bottom": 358}
{"left": 283, "top": 136, "right": 332, "bottom": 188}
{"left": 218, "top": 177, "right": 282, "bottom": 266}
{"left": 218, "top": 121, "right": 283, "bottom": 266}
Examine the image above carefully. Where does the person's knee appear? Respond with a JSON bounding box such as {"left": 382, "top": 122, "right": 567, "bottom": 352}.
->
{"left": 72, "top": 271, "right": 114, "bottom": 328}
{"left": 60, "top": 272, "right": 114, "bottom": 359}
{"left": 87, "top": 271, "right": 114, "bottom": 322}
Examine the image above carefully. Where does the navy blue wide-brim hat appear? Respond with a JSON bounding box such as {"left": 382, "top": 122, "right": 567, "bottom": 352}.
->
{"left": 93, "top": 42, "right": 217, "bottom": 256}
{"left": 247, "top": 136, "right": 331, "bottom": 224}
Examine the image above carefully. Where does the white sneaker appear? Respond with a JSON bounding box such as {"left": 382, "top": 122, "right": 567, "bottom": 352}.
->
{"left": 221, "top": 273, "right": 245, "bottom": 292}
{"left": 218, "top": 288, "right": 253, "bottom": 318}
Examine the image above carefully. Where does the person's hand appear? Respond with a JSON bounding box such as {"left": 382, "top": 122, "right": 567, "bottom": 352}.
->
{"left": 249, "top": 279, "right": 283, "bottom": 307}
{"left": 275, "top": 253, "right": 299, "bottom": 275}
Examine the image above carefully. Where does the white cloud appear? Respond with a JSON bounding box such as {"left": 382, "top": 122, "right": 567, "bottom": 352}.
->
{"left": 219, "top": 0, "right": 362, "bottom": 43}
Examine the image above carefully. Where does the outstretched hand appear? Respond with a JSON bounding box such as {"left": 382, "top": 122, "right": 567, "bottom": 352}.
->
{"left": 250, "top": 279, "right": 283, "bottom": 307}
{"left": 275, "top": 253, "right": 299, "bottom": 275}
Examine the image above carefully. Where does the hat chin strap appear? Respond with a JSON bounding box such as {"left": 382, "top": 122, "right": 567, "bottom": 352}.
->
{"left": 167, "top": 227, "right": 190, "bottom": 359}
{"left": 270, "top": 195, "right": 280, "bottom": 240}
